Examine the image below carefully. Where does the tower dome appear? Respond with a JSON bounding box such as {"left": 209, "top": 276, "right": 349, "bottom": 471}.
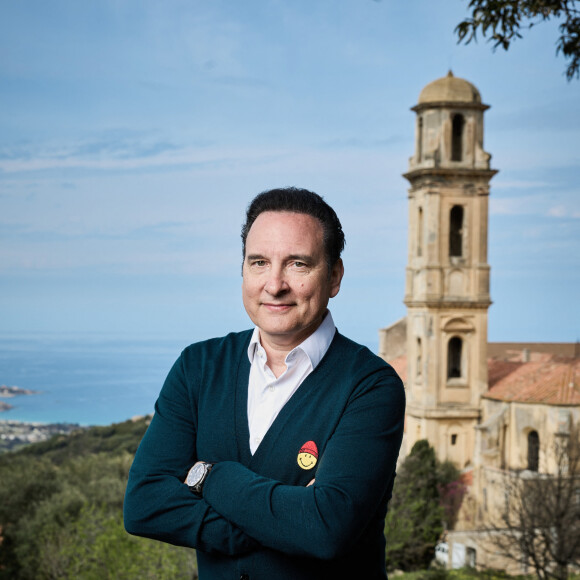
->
{"left": 418, "top": 71, "right": 481, "bottom": 105}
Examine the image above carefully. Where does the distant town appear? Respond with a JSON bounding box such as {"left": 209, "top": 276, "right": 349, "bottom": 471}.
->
{"left": 0, "top": 385, "right": 86, "bottom": 452}
{"left": 0, "top": 420, "right": 86, "bottom": 453}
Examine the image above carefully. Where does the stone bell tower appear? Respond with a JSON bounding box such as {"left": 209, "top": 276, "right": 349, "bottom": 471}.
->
{"left": 403, "top": 72, "right": 497, "bottom": 468}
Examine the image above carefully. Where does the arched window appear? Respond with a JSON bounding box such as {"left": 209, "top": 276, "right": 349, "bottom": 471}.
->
{"left": 447, "top": 336, "right": 462, "bottom": 378}
{"left": 527, "top": 430, "right": 539, "bottom": 471}
{"left": 451, "top": 114, "right": 464, "bottom": 161}
{"left": 449, "top": 205, "right": 463, "bottom": 257}
{"left": 417, "top": 207, "right": 423, "bottom": 257}
{"left": 416, "top": 337, "right": 422, "bottom": 378}
{"left": 417, "top": 116, "right": 423, "bottom": 161}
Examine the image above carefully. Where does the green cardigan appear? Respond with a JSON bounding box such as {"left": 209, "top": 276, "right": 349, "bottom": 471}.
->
{"left": 124, "top": 329, "right": 405, "bottom": 579}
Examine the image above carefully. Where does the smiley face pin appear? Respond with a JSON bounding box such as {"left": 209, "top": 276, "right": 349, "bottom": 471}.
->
{"left": 297, "top": 440, "right": 318, "bottom": 470}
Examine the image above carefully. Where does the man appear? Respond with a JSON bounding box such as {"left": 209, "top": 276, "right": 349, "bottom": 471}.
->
{"left": 124, "top": 187, "right": 405, "bottom": 579}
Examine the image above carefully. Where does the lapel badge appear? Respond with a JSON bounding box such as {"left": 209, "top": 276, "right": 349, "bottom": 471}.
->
{"left": 297, "top": 440, "right": 318, "bottom": 470}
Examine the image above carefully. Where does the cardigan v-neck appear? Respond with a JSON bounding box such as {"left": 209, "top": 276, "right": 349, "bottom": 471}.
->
{"left": 243, "top": 330, "right": 341, "bottom": 469}
{"left": 234, "top": 328, "right": 341, "bottom": 466}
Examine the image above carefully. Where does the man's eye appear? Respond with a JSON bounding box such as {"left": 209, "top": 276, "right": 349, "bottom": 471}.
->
{"left": 293, "top": 261, "right": 306, "bottom": 268}
{"left": 252, "top": 260, "right": 266, "bottom": 267}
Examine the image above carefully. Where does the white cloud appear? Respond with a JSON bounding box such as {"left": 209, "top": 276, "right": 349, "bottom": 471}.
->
{"left": 548, "top": 205, "right": 580, "bottom": 219}
{"left": 490, "top": 192, "right": 580, "bottom": 219}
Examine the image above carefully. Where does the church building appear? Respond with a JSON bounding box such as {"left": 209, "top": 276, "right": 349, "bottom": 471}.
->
{"left": 379, "top": 72, "right": 580, "bottom": 572}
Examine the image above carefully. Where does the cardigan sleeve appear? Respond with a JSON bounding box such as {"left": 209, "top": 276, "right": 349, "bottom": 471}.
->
{"left": 202, "top": 367, "right": 405, "bottom": 559}
{"left": 123, "top": 355, "right": 258, "bottom": 555}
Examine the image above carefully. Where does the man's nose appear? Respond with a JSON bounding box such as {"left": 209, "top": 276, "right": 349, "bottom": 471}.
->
{"left": 264, "top": 267, "right": 289, "bottom": 295}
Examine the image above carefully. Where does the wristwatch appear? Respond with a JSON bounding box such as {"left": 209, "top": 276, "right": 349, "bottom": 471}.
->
{"left": 186, "top": 462, "right": 213, "bottom": 495}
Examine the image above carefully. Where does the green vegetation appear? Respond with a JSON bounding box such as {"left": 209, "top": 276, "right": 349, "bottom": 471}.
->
{"left": 0, "top": 417, "right": 197, "bottom": 579}
{"left": 3, "top": 426, "right": 557, "bottom": 579}
{"left": 385, "top": 440, "right": 465, "bottom": 572}
{"left": 455, "top": 0, "right": 580, "bottom": 80}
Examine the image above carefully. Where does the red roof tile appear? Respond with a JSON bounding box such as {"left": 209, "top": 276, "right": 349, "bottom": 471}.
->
{"left": 484, "top": 355, "right": 580, "bottom": 405}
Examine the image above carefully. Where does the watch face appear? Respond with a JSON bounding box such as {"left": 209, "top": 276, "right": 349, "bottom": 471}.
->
{"left": 186, "top": 463, "right": 206, "bottom": 487}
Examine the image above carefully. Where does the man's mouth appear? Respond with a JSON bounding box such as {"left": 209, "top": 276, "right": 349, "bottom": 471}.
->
{"left": 262, "top": 303, "right": 294, "bottom": 311}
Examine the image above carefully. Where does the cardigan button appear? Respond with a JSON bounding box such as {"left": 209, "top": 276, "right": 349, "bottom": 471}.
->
{"left": 240, "top": 575, "right": 250, "bottom": 580}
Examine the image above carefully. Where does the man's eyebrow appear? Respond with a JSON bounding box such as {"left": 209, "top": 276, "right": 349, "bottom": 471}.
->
{"left": 245, "top": 254, "right": 314, "bottom": 262}
{"left": 287, "top": 254, "right": 313, "bottom": 263}
{"left": 245, "top": 254, "right": 266, "bottom": 262}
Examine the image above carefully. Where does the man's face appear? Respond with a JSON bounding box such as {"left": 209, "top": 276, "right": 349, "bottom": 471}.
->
{"left": 242, "top": 211, "right": 343, "bottom": 351}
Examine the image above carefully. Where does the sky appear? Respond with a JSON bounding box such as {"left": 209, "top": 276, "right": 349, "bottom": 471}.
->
{"left": 1, "top": 0, "right": 579, "bottom": 351}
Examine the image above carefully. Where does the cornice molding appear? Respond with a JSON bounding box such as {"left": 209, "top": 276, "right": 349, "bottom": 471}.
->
{"left": 406, "top": 405, "right": 481, "bottom": 420}
{"left": 403, "top": 167, "right": 498, "bottom": 184}
{"left": 411, "top": 101, "right": 490, "bottom": 113}
{"left": 404, "top": 298, "right": 492, "bottom": 309}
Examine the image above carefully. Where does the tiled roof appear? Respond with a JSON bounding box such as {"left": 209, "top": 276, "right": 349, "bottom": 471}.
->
{"left": 484, "top": 353, "right": 580, "bottom": 405}
{"left": 386, "top": 350, "right": 580, "bottom": 406}
{"left": 488, "top": 342, "right": 578, "bottom": 358}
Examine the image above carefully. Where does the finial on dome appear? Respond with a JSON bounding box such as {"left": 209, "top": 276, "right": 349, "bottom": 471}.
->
{"left": 447, "top": 70, "right": 454, "bottom": 77}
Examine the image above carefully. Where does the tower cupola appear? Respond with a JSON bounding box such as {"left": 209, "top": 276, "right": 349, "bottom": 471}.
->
{"left": 409, "top": 71, "right": 492, "bottom": 173}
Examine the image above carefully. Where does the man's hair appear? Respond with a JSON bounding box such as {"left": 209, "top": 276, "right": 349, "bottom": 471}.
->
{"left": 241, "top": 187, "right": 345, "bottom": 271}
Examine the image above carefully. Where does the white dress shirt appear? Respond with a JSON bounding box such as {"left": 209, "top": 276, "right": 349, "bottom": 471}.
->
{"left": 246, "top": 311, "right": 336, "bottom": 454}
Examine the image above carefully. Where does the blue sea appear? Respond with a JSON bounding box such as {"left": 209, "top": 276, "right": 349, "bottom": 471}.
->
{"left": 0, "top": 333, "right": 191, "bottom": 426}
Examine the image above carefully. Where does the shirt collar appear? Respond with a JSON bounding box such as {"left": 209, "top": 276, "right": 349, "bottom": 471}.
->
{"left": 247, "top": 310, "right": 336, "bottom": 370}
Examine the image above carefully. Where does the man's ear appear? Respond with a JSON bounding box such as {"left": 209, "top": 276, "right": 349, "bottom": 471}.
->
{"left": 329, "top": 259, "right": 344, "bottom": 298}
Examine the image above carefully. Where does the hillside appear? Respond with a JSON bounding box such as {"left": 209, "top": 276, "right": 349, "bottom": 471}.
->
{"left": 0, "top": 419, "right": 544, "bottom": 579}
{"left": 0, "top": 416, "right": 198, "bottom": 580}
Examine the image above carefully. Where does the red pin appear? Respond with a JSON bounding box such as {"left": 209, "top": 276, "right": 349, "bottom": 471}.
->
{"left": 297, "top": 440, "right": 318, "bottom": 470}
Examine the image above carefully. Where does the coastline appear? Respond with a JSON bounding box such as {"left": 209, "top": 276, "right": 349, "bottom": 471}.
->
{"left": 0, "top": 385, "right": 41, "bottom": 398}
{"left": 0, "top": 385, "right": 42, "bottom": 414}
